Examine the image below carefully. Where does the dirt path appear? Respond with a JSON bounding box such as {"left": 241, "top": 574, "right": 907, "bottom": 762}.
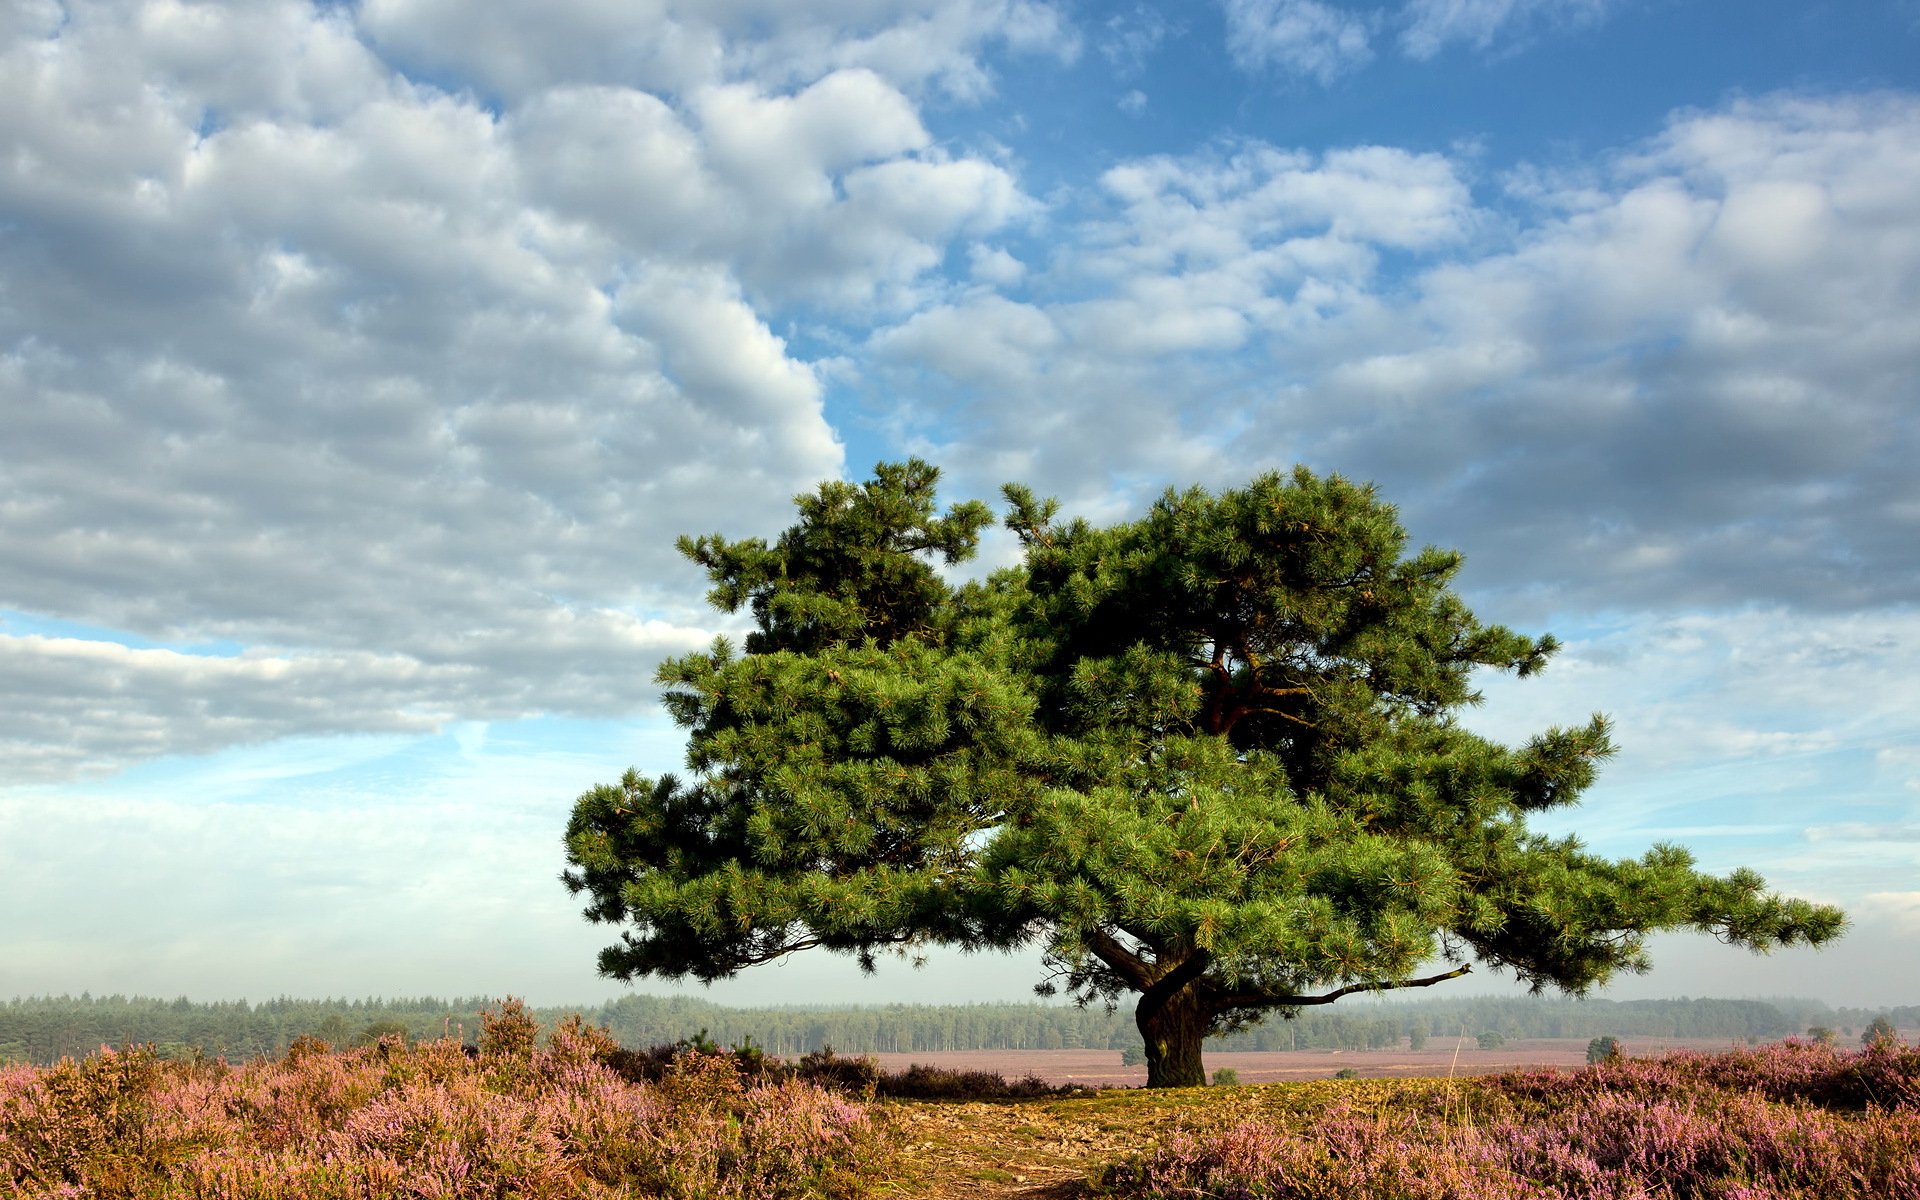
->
{"left": 873, "top": 1094, "right": 1134, "bottom": 1198}
{"left": 869, "top": 1083, "right": 1350, "bottom": 1199}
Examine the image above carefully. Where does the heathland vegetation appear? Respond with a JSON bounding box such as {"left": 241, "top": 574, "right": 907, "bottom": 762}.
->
{"left": 4, "top": 1003, "right": 1916, "bottom": 1199}
{"left": 4, "top": 991, "right": 1912, "bottom": 1068}
{"left": 1097, "top": 1038, "right": 1920, "bottom": 1198}
{"left": 0, "top": 1000, "right": 886, "bottom": 1200}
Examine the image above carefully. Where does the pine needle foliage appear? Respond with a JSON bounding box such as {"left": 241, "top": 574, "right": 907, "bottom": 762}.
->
{"left": 563, "top": 461, "right": 1844, "bottom": 1087}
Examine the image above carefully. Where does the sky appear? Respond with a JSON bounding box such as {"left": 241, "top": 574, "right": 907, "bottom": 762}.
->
{"left": 2, "top": 0, "right": 1918, "bottom": 1013}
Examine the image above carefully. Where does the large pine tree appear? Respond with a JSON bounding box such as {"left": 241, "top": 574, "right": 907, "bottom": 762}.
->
{"left": 563, "top": 460, "right": 1843, "bottom": 1087}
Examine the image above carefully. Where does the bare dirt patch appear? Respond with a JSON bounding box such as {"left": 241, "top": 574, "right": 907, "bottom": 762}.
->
{"left": 873, "top": 1076, "right": 1453, "bottom": 1199}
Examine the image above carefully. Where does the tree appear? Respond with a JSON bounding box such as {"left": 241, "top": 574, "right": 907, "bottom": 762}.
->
{"left": 1862, "top": 1015, "right": 1898, "bottom": 1048}
{"left": 1586, "top": 1035, "right": 1622, "bottom": 1064}
{"left": 563, "top": 461, "right": 1846, "bottom": 1087}
{"left": 353, "top": 1019, "right": 409, "bottom": 1048}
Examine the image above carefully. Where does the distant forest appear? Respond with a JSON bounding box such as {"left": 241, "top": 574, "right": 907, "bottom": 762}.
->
{"left": 2, "top": 992, "right": 1912, "bottom": 1068}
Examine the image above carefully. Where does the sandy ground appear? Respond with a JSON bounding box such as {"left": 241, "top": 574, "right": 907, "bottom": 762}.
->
{"left": 864, "top": 1036, "right": 1764, "bottom": 1087}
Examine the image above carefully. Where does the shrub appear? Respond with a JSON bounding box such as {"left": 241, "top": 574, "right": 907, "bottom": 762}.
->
{"left": 1586, "top": 1036, "right": 1621, "bottom": 1064}
{"left": 0, "top": 1007, "right": 889, "bottom": 1200}
{"left": 874, "top": 1062, "right": 1059, "bottom": 1100}
{"left": 1098, "top": 1042, "right": 1920, "bottom": 1200}
{"left": 1212, "top": 1068, "right": 1242, "bottom": 1087}
{"left": 477, "top": 996, "right": 539, "bottom": 1062}
{"left": 352, "top": 1019, "right": 410, "bottom": 1048}
{"left": 795, "top": 1047, "right": 883, "bottom": 1097}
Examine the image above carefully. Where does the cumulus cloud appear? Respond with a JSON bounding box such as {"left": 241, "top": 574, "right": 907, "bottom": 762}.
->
{"left": 864, "top": 137, "right": 1478, "bottom": 506}
{"left": 1222, "top": 0, "right": 1376, "bottom": 82}
{"left": 0, "top": 1, "right": 1042, "bottom": 783}
{"left": 507, "top": 68, "right": 1027, "bottom": 308}
{"left": 358, "top": 0, "right": 1078, "bottom": 102}
{"left": 868, "top": 93, "right": 1920, "bottom": 617}
{"left": 1282, "top": 94, "right": 1920, "bottom": 612}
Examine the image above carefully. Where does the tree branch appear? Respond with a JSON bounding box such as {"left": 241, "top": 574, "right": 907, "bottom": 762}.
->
{"left": 1082, "top": 927, "right": 1154, "bottom": 991}
{"left": 1213, "top": 963, "right": 1472, "bottom": 1011}
{"left": 728, "top": 936, "right": 826, "bottom": 969}
{"left": 1141, "top": 947, "right": 1213, "bottom": 1008}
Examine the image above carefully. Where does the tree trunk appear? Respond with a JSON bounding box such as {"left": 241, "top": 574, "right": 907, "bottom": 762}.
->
{"left": 1136, "top": 983, "right": 1209, "bottom": 1088}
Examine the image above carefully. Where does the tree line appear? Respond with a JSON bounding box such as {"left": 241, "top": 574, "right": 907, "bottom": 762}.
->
{"left": 2, "top": 992, "right": 1909, "bottom": 1068}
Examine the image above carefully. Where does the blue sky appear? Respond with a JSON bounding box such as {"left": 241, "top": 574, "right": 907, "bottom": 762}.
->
{"left": 3, "top": 0, "right": 1918, "bottom": 1011}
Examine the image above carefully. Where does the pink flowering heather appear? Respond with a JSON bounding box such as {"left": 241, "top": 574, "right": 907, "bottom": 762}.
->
{"left": 0, "top": 1001, "right": 888, "bottom": 1200}
{"left": 1099, "top": 1041, "right": 1920, "bottom": 1199}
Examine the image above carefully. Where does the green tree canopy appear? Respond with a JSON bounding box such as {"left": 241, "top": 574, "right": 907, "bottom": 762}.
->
{"left": 563, "top": 461, "right": 1845, "bottom": 1086}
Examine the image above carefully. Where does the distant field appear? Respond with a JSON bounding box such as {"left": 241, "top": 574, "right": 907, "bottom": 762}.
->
{"left": 867, "top": 1035, "right": 1808, "bottom": 1087}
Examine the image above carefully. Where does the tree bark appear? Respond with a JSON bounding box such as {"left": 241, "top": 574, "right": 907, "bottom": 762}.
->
{"left": 1136, "top": 982, "right": 1210, "bottom": 1088}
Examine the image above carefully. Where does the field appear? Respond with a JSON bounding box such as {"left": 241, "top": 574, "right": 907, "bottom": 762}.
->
{"left": 3, "top": 1008, "right": 1915, "bottom": 1199}
{"left": 865, "top": 1036, "right": 1758, "bottom": 1088}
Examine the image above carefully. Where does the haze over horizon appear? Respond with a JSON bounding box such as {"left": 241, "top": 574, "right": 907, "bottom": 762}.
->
{"left": 3, "top": 1, "right": 1917, "bottom": 1013}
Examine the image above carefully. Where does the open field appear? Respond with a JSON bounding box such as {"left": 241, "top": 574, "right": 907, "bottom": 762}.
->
{"left": 866, "top": 1035, "right": 1772, "bottom": 1088}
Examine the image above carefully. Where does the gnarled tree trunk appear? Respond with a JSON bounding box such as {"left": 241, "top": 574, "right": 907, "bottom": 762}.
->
{"left": 1136, "top": 982, "right": 1210, "bottom": 1088}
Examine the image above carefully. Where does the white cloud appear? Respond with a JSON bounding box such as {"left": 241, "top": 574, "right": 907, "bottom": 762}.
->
{"left": 509, "top": 85, "right": 725, "bottom": 252}
{"left": 693, "top": 69, "right": 930, "bottom": 206}
{"left": 1100, "top": 4, "right": 1174, "bottom": 77}
{"left": 1278, "top": 95, "right": 1920, "bottom": 611}
{"left": 967, "top": 243, "right": 1028, "bottom": 286}
{"left": 1877, "top": 747, "right": 1920, "bottom": 794}
{"left": 861, "top": 136, "right": 1477, "bottom": 504}
{"left": 508, "top": 69, "right": 1030, "bottom": 308}
{"left": 0, "top": 612, "right": 711, "bottom": 783}
{"left": 853, "top": 95, "right": 1920, "bottom": 621}
{"left": 1092, "top": 142, "right": 1473, "bottom": 272}
{"left": 1218, "top": 0, "right": 1629, "bottom": 81}
{"left": 1221, "top": 0, "right": 1376, "bottom": 82}
{"left": 357, "top": 0, "right": 1077, "bottom": 102}
{"left": 0, "top": 2, "right": 1040, "bottom": 782}
{"left": 1400, "top": 0, "right": 1615, "bottom": 60}
{"left": 613, "top": 266, "right": 832, "bottom": 439}
{"left": 1860, "top": 891, "right": 1920, "bottom": 935}
{"left": 1469, "top": 609, "right": 1920, "bottom": 774}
